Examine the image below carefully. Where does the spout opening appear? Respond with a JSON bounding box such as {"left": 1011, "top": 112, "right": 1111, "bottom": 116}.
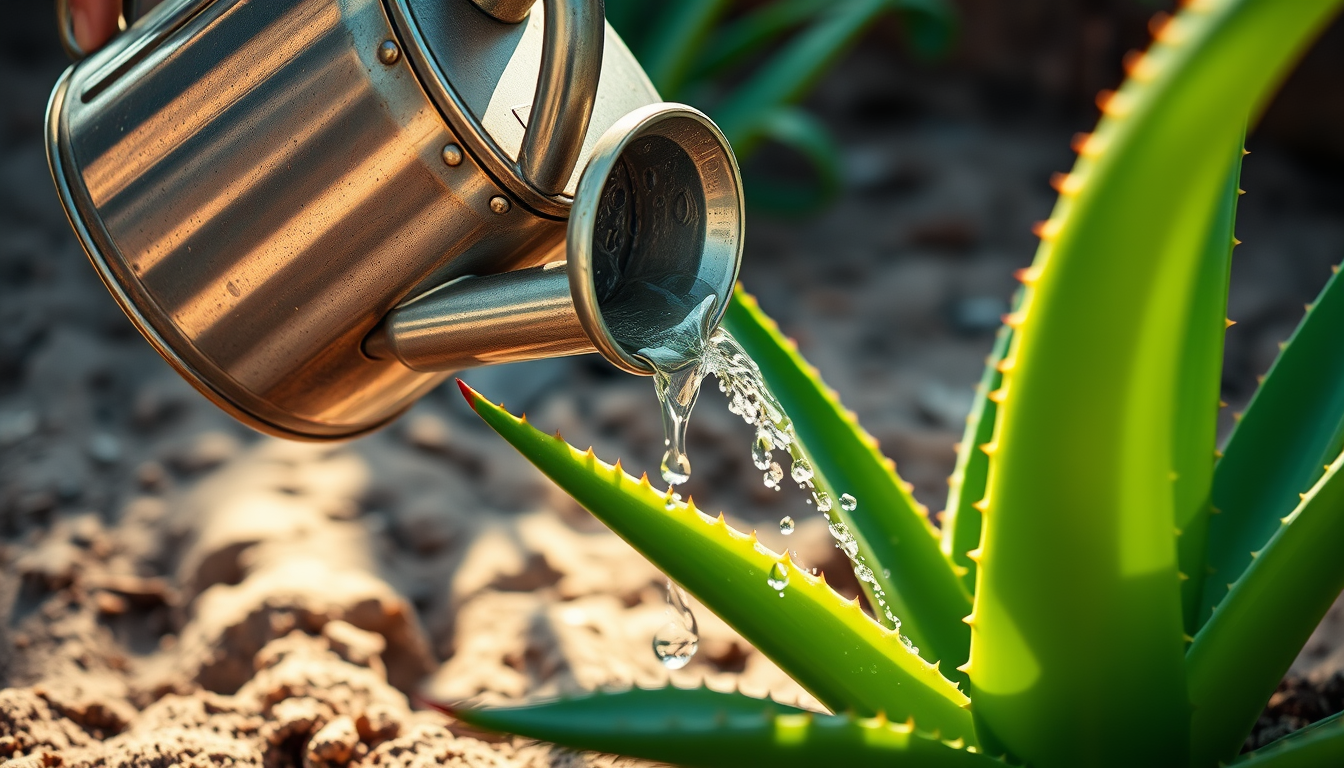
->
{"left": 568, "top": 105, "right": 743, "bottom": 375}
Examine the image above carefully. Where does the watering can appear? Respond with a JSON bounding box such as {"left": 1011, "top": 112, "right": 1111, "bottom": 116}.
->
{"left": 46, "top": 0, "right": 744, "bottom": 440}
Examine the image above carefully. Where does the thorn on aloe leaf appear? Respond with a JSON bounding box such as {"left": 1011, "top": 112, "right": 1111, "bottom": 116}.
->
{"left": 1148, "top": 11, "right": 1171, "bottom": 38}
{"left": 979, "top": 442, "right": 998, "bottom": 456}
{"left": 1071, "top": 132, "right": 1105, "bottom": 157}
{"left": 1095, "top": 89, "right": 1131, "bottom": 116}
{"left": 1031, "top": 220, "right": 1061, "bottom": 241}
{"left": 1225, "top": 318, "right": 1236, "bottom": 328}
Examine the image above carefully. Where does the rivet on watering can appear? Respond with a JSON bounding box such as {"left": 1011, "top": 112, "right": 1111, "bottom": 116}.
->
{"left": 441, "top": 144, "right": 463, "bottom": 167}
{"left": 377, "top": 40, "right": 401, "bottom": 65}
{"left": 489, "top": 196, "right": 511, "bottom": 214}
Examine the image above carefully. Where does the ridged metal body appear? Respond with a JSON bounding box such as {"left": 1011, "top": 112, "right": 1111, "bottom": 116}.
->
{"left": 47, "top": 0, "right": 663, "bottom": 439}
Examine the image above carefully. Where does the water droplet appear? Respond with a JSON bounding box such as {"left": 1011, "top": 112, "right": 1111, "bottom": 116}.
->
{"left": 767, "top": 562, "right": 789, "bottom": 591}
{"left": 664, "top": 492, "right": 682, "bottom": 511}
{"left": 764, "top": 462, "right": 784, "bottom": 489}
{"left": 653, "top": 625, "right": 697, "bottom": 669}
{"left": 778, "top": 515, "right": 795, "bottom": 535}
{"left": 790, "top": 458, "right": 813, "bottom": 485}
{"left": 661, "top": 450, "right": 691, "bottom": 487}
{"left": 840, "top": 493, "right": 857, "bottom": 512}
{"left": 653, "top": 580, "right": 698, "bottom": 669}
{"left": 813, "top": 491, "right": 833, "bottom": 512}
{"left": 752, "top": 430, "right": 772, "bottom": 470}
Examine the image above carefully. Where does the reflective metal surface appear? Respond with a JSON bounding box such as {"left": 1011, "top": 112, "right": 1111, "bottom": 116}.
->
{"left": 467, "top": 0, "right": 535, "bottom": 24}
{"left": 366, "top": 262, "right": 592, "bottom": 370}
{"left": 388, "top": 0, "right": 658, "bottom": 211}
{"left": 568, "top": 104, "right": 744, "bottom": 374}
{"left": 518, "top": 0, "right": 603, "bottom": 194}
{"left": 48, "top": 0, "right": 564, "bottom": 439}
{"left": 47, "top": 0, "right": 742, "bottom": 441}
{"left": 369, "top": 104, "right": 744, "bottom": 376}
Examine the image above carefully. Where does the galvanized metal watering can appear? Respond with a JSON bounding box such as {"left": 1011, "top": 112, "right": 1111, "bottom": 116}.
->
{"left": 46, "top": 0, "right": 744, "bottom": 440}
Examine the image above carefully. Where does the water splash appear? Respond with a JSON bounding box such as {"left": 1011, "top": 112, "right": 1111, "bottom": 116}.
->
{"left": 622, "top": 291, "right": 913, "bottom": 652}
{"left": 652, "top": 579, "right": 698, "bottom": 669}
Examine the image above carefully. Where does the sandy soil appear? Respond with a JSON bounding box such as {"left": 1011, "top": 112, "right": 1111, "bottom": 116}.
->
{"left": 3, "top": 3, "right": 1343, "bottom": 766}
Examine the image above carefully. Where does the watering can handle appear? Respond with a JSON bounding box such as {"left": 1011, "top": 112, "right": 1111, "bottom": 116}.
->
{"left": 516, "top": 0, "right": 605, "bottom": 196}
{"left": 56, "top": 0, "right": 146, "bottom": 60}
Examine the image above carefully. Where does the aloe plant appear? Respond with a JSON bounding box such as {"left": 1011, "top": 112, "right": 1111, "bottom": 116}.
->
{"left": 446, "top": 0, "right": 1344, "bottom": 765}
{"left": 607, "top": 0, "right": 956, "bottom": 212}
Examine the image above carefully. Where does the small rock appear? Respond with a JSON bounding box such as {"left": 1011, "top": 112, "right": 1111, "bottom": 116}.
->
{"left": 86, "top": 433, "right": 122, "bottom": 466}
{"left": 322, "top": 621, "right": 386, "bottom": 670}
{"left": 304, "top": 715, "right": 358, "bottom": 768}
{"left": 167, "top": 431, "right": 241, "bottom": 474}
{"left": 94, "top": 591, "right": 128, "bottom": 615}
{"left": 391, "top": 497, "right": 459, "bottom": 556}
{"left": 264, "top": 697, "right": 332, "bottom": 746}
{"left": 0, "top": 408, "right": 38, "bottom": 446}
{"left": 354, "top": 704, "right": 400, "bottom": 744}
{"left": 15, "top": 540, "right": 80, "bottom": 590}
{"left": 135, "top": 461, "right": 168, "bottom": 492}
{"left": 402, "top": 413, "right": 450, "bottom": 453}
{"left": 67, "top": 513, "right": 102, "bottom": 547}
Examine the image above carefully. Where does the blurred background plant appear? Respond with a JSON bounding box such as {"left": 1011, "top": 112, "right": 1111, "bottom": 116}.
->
{"left": 606, "top": 0, "right": 958, "bottom": 213}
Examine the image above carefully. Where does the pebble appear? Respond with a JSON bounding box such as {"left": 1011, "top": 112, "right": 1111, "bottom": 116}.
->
{"left": 0, "top": 408, "right": 38, "bottom": 445}
{"left": 86, "top": 433, "right": 122, "bottom": 466}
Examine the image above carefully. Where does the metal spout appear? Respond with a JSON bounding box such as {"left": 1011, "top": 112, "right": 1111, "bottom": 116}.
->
{"left": 366, "top": 104, "right": 743, "bottom": 375}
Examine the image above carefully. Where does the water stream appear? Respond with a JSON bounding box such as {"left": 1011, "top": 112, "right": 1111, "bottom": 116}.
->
{"left": 608, "top": 288, "right": 915, "bottom": 667}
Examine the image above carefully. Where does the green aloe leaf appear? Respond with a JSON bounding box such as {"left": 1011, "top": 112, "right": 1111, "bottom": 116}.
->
{"left": 694, "top": 0, "right": 833, "bottom": 80}
{"left": 966, "top": 0, "right": 1342, "bottom": 764}
{"left": 443, "top": 687, "right": 1000, "bottom": 768}
{"left": 1230, "top": 713, "right": 1344, "bottom": 768}
{"left": 1200, "top": 265, "right": 1344, "bottom": 626}
{"left": 741, "top": 107, "right": 844, "bottom": 215}
{"left": 1172, "top": 145, "right": 1244, "bottom": 635}
{"left": 712, "top": 0, "right": 904, "bottom": 153}
{"left": 696, "top": 0, "right": 954, "bottom": 82}
{"left": 724, "top": 289, "right": 973, "bottom": 683}
{"left": 458, "top": 382, "right": 977, "bottom": 742}
{"left": 941, "top": 313, "right": 1015, "bottom": 593}
{"left": 638, "top": 0, "right": 734, "bottom": 99}
{"left": 1187, "top": 449, "right": 1344, "bottom": 766}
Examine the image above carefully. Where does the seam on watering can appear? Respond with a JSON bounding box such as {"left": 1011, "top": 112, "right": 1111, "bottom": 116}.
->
{"left": 381, "top": 0, "right": 573, "bottom": 222}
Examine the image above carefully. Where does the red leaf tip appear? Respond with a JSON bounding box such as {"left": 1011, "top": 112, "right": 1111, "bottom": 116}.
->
{"left": 455, "top": 379, "right": 478, "bottom": 410}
